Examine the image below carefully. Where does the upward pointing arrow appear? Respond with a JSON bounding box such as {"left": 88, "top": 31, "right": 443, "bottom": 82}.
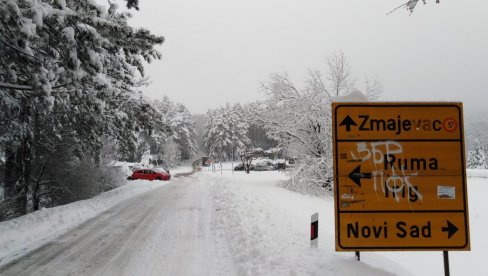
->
{"left": 339, "top": 115, "right": 357, "bottom": 132}
{"left": 442, "top": 220, "right": 459, "bottom": 239}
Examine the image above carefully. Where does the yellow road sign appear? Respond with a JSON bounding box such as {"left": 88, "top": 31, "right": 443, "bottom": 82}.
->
{"left": 332, "top": 102, "right": 469, "bottom": 251}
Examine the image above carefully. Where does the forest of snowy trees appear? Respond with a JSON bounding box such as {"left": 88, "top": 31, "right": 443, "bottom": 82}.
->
{"left": 202, "top": 53, "right": 382, "bottom": 195}
{"left": 0, "top": 0, "right": 197, "bottom": 220}
{"left": 202, "top": 52, "right": 488, "bottom": 196}
{"left": 1, "top": 0, "right": 485, "bottom": 220}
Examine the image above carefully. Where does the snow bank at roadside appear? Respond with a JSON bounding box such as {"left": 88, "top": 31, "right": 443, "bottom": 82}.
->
{"left": 467, "top": 169, "right": 488, "bottom": 178}
{"left": 0, "top": 180, "right": 167, "bottom": 267}
{"left": 206, "top": 169, "right": 488, "bottom": 275}
{"left": 208, "top": 171, "right": 396, "bottom": 275}
{"left": 170, "top": 165, "right": 194, "bottom": 174}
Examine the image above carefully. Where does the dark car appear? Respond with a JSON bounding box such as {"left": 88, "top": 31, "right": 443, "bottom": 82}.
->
{"left": 274, "top": 159, "right": 287, "bottom": 171}
{"left": 128, "top": 168, "right": 171, "bottom": 181}
{"left": 234, "top": 163, "right": 254, "bottom": 171}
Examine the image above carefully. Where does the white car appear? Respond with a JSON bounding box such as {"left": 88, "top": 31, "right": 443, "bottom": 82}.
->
{"left": 253, "top": 160, "right": 275, "bottom": 171}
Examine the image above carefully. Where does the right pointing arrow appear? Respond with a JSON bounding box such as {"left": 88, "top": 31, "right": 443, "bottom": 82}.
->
{"left": 442, "top": 220, "right": 459, "bottom": 239}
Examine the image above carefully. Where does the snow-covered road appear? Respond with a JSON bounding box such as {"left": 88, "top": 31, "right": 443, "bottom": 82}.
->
{"left": 0, "top": 175, "right": 236, "bottom": 276}
{"left": 0, "top": 172, "right": 395, "bottom": 275}
{"left": 3, "top": 169, "right": 483, "bottom": 275}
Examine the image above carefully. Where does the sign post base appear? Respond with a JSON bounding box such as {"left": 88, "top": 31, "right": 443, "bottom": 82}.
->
{"left": 443, "top": 251, "right": 450, "bottom": 276}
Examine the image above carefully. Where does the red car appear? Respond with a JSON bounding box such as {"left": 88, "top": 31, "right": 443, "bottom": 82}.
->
{"left": 128, "top": 168, "right": 171, "bottom": 181}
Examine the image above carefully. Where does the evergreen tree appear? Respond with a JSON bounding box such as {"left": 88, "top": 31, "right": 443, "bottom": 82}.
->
{"left": 153, "top": 97, "right": 198, "bottom": 163}
{"left": 203, "top": 104, "right": 250, "bottom": 161}
{"left": 0, "top": 0, "right": 165, "bottom": 218}
{"left": 171, "top": 103, "right": 199, "bottom": 160}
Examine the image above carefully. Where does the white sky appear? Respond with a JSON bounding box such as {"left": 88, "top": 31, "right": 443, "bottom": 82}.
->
{"left": 123, "top": 0, "right": 488, "bottom": 114}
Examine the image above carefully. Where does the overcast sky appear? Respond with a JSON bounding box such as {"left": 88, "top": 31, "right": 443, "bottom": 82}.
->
{"left": 124, "top": 0, "right": 487, "bottom": 115}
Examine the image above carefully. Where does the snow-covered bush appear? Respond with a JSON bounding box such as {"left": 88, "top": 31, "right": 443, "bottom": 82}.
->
{"left": 465, "top": 114, "right": 488, "bottom": 169}
{"left": 280, "top": 157, "right": 333, "bottom": 197}
{"left": 467, "top": 147, "right": 487, "bottom": 169}
{"left": 467, "top": 140, "right": 488, "bottom": 169}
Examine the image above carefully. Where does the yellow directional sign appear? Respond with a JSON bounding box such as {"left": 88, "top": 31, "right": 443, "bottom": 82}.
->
{"left": 332, "top": 102, "right": 470, "bottom": 251}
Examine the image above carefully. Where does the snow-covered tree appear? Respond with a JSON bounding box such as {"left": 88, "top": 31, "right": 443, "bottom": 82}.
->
{"left": 124, "top": 0, "right": 140, "bottom": 10}
{"left": 153, "top": 97, "right": 198, "bottom": 163}
{"left": 238, "top": 146, "right": 254, "bottom": 174}
{"left": 171, "top": 103, "right": 199, "bottom": 160}
{"left": 203, "top": 104, "right": 251, "bottom": 161}
{"left": 192, "top": 113, "right": 207, "bottom": 151}
{"left": 387, "top": 0, "right": 441, "bottom": 15}
{"left": 256, "top": 52, "right": 382, "bottom": 195}
{"left": 243, "top": 111, "right": 279, "bottom": 150}
{"left": 467, "top": 145, "right": 487, "bottom": 169}
{"left": 465, "top": 114, "right": 488, "bottom": 169}
{"left": 161, "top": 140, "right": 181, "bottom": 168}
{"left": 0, "top": 0, "right": 165, "bottom": 219}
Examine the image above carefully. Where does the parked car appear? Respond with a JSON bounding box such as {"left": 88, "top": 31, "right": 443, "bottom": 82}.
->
{"left": 273, "top": 159, "right": 287, "bottom": 170}
{"left": 128, "top": 168, "right": 171, "bottom": 181}
{"left": 202, "top": 156, "right": 212, "bottom": 167}
{"left": 234, "top": 163, "right": 254, "bottom": 171}
{"left": 253, "top": 161, "right": 275, "bottom": 171}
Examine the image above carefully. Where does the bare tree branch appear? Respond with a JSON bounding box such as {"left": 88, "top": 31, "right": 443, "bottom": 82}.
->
{"left": 0, "top": 81, "right": 73, "bottom": 93}
{"left": 0, "top": 39, "right": 43, "bottom": 63}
